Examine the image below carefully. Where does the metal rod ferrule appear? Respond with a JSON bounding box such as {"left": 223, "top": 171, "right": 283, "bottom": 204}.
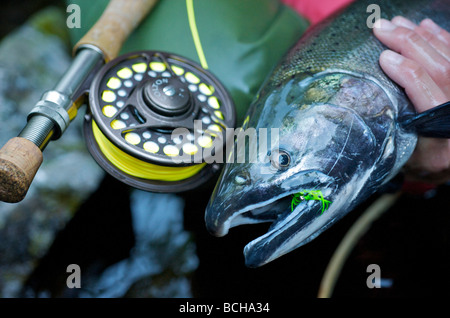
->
{"left": 20, "top": 47, "right": 104, "bottom": 148}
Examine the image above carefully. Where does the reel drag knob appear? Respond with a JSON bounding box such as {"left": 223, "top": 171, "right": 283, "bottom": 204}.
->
{"left": 84, "top": 51, "right": 235, "bottom": 192}
{"left": 143, "top": 77, "right": 192, "bottom": 116}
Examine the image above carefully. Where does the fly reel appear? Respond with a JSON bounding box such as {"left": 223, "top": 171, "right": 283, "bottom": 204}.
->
{"left": 84, "top": 51, "right": 235, "bottom": 192}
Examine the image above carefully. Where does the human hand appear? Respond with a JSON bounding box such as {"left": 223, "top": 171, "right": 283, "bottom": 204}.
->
{"left": 373, "top": 16, "right": 450, "bottom": 184}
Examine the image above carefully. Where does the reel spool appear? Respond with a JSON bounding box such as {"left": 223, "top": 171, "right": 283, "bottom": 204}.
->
{"left": 84, "top": 51, "right": 235, "bottom": 192}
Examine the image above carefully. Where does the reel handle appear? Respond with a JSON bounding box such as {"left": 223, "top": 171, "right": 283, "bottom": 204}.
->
{"left": 0, "top": 138, "right": 43, "bottom": 203}
{"left": 74, "top": 0, "right": 159, "bottom": 61}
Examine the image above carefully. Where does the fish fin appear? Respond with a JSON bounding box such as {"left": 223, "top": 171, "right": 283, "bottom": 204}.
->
{"left": 400, "top": 101, "right": 450, "bottom": 138}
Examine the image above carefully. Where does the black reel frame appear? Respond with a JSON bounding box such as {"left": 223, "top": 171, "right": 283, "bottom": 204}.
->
{"left": 84, "top": 50, "right": 236, "bottom": 193}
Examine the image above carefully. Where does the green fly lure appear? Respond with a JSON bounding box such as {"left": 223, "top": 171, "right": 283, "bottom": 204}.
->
{"left": 291, "top": 190, "right": 331, "bottom": 215}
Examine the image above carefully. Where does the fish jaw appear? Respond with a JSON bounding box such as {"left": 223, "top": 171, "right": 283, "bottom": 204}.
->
{"left": 205, "top": 168, "right": 337, "bottom": 266}
{"left": 243, "top": 198, "right": 338, "bottom": 267}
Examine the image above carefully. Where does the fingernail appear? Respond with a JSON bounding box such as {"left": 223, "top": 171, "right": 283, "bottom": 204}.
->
{"left": 392, "top": 16, "right": 417, "bottom": 30}
{"left": 376, "top": 19, "right": 396, "bottom": 31}
{"left": 421, "top": 19, "right": 440, "bottom": 34}
{"left": 381, "top": 50, "right": 404, "bottom": 65}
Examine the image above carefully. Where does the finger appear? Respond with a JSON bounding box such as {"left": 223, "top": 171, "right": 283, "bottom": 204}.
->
{"left": 379, "top": 50, "right": 448, "bottom": 112}
{"left": 420, "top": 18, "right": 450, "bottom": 47}
{"left": 374, "top": 19, "right": 450, "bottom": 96}
{"left": 391, "top": 16, "right": 450, "bottom": 61}
{"left": 391, "top": 15, "right": 417, "bottom": 29}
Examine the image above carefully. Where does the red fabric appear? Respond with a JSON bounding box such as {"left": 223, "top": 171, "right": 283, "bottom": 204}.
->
{"left": 282, "top": 0, "right": 356, "bottom": 25}
{"left": 402, "top": 181, "right": 437, "bottom": 195}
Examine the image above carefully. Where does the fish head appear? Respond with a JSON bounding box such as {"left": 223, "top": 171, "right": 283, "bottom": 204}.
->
{"left": 206, "top": 72, "right": 400, "bottom": 267}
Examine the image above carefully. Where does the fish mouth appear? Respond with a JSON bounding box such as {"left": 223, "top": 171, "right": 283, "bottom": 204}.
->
{"left": 205, "top": 174, "right": 336, "bottom": 267}
{"left": 225, "top": 191, "right": 308, "bottom": 233}
{"left": 242, "top": 196, "right": 327, "bottom": 267}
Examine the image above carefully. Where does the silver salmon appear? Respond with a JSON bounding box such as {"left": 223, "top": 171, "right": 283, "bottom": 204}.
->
{"left": 205, "top": 0, "right": 450, "bottom": 267}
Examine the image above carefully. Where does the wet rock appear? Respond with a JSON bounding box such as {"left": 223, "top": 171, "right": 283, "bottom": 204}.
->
{"left": 79, "top": 191, "right": 199, "bottom": 298}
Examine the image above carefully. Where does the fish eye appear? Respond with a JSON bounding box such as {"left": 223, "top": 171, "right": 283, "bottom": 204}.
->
{"left": 271, "top": 149, "right": 291, "bottom": 169}
{"left": 234, "top": 171, "right": 250, "bottom": 185}
{"left": 279, "top": 152, "right": 290, "bottom": 167}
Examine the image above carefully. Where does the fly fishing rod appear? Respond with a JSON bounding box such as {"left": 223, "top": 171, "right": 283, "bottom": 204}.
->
{"left": 0, "top": 0, "right": 236, "bottom": 203}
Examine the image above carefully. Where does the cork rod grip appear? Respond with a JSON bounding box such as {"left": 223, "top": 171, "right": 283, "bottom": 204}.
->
{"left": 74, "top": 0, "right": 158, "bottom": 61}
{"left": 0, "top": 138, "right": 43, "bottom": 203}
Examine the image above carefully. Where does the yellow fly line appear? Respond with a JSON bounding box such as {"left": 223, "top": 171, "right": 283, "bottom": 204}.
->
{"left": 186, "top": 0, "right": 209, "bottom": 69}
{"left": 92, "top": 120, "right": 206, "bottom": 181}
